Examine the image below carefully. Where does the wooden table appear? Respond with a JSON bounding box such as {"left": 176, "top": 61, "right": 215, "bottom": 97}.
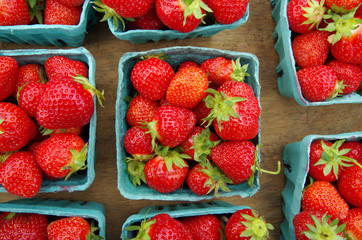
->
{"left": 1, "top": 1, "right": 361, "bottom": 239}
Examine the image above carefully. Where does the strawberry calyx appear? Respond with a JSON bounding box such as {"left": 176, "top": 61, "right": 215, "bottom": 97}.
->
{"left": 91, "top": 0, "right": 127, "bottom": 30}
{"left": 0, "top": 119, "right": 4, "bottom": 134}
{"left": 302, "top": 213, "right": 345, "bottom": 239}
{"left": 230, "top": 59, "right": 250, "bottom": 82}
{"left": 144, "top": 120, "right": 160, "bottom": 150}
{"left": 87, "top": 221, "right": 104, "bottom": 240}
{"left": 73, "top": 74, "right": 105, "bottom": 108}
{"left": 0, "top": 152, "right": 12, "bottom": 164}
{"left": 183, "top": 0, "right": 213, "bottom": 25}
{"left": 239, "top": 209, "right": 274, "bottom": 239}
{"left": 126, "top": 211, "right": 155, "bottom": 240}
{"left": 201, "top": 160, "right": 232, "bottom": 197}
{"left": 140, "top": 53, "right": 168, "bottom": 61}
{"left": 301, "top": 0, "right": 327, "bottom": 30}
{"left": 190, "top": 128, "right": 221, "bottom": 165}
{"left": 2, "top": 212, "right": 16, "bottom": 220}
{"left": 155, "top": 145, "right": 190, "bottom": 172}
{"left": 125, "top": 160, "right": 147, "bottom": 187}
{"left": 61, "top": 143, "right": 89, "bottom": 180}
{"left": 26, "top": 0, "right": 45, "bottom": 24}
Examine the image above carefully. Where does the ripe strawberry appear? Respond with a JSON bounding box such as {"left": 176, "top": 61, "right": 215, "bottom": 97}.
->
{"left": 0, "top": 0, "right": 30, "bottom": 26}
{"left": 0, "top": 102, "right": 37, "bottom": 152}
{"left": 0, "top": 212, "right": 48, "bottom": 240}
{"left": 124, "top": 126, "right": 154, "bottom": 161}
{"left": 0, "top": 56, "right": 18, "bottom": 101}
{"left": 326, "top": 60, "right": 362, "bottom": 94}
{"left": 340, "top": 141, "right": 362, "bottom": 163}
{"left": 44, "top": 0, "right": 82, "bottom": 25}
{"left": 301, "top": 180, "right": 349, "bottom": 220}
{"left": 292, "top": 30, "right": 331, "bottom": 69}
{"left": 325, "top": 0, "right": 362, "bottom": 11}
{"left": 47, "top": 216, "right": 102, "bottom": 240}
{"left": 287, "top": 0, "right": 326, "bottom": 33}
{"left": 178, "top": 60, "right": 200, "bottom": 71}
{"left": 297, "top": 65, "right": 340, "bottom": 102}
{"left": 155, "top": 0, "right": 212, "bottom": 33}
{"left": 35, "top": 133, "right": 88, "bottom": 179}
{"left": 293, "top": 211, "right": 345, "bottom": 240}
{"left": 45, "top": 55, "right": 88, "bottom": 80}
{"left": 98, "top": 0, "right": 154, "bottom": 18}
{"left": 166, "top": 66, "right": 209, "bottom": 109}
{"left": 146, "top": 105, "right": 196, "bottom": 148}
{"left": 0, "top": 151, "right": 43, "bottom": 198}
{"left": 56, "top": 0, "right": 85, "bottom": 7}
{"left": 14, "top": 63, "right": 46, "bottom": 98}
{"left": 191, "top": 84, "right": 218, "bottom": 127}
{"left": 225, "top": 208, "right": 274, "bottom": 240}
{"left": 17, "top": 81, "right": 46, "bottom": 117}
{"left": 127, "top": 5, "right": 166, "bottom": 30}
{"left": 131, "top": 57, "right": 175, "bottom": 101}
{"left": 126, "top": 94, "right": 160, "bottom": 127}
{"left": 180, "top": 214, "right": 223, "bottom": 240}
{"left": 48, "top": 127, "right": 83, "bottom": 136}
{"left": 205, "top": 0, "right": 249, "bottom": 24}
{"left": 343, "top": 208, "right": 362, "bottom": 240}
{"left": 337, "top": 165, "right": 362, "bottom": 207}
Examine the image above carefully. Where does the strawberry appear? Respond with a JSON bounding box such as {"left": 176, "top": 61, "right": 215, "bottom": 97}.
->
{"left": 0, "top": 102, "right": 37, "bottom": 152}
{"left": 14, "top": 63, "right": 46, "bottom": 98}
{"left": 343, "top": 208, "right": 362, "bottom": 240}
{"left": 131, "top": 57, "right": 175, "bottom": 101}
{"left": 224, "top": 208, "right": 274, "bottom": 240}
{"left": 191, "top": 84, "right": 218, "bottom": 127}
{"left": 124, "top": 126, "right": 154, "bottom": 161}
{"left": 44, "top": 0, "right": 82, "bottom": 25}
{"left": 301, "top": 180, "right": 349, "bottom": 220}
{"left": 35, "top": 133, "right": 88, "bottom": 179}
{"left": 47, "top": 216, "right": 102, "bottom": 240}
{"left": 180, "top": 214, "right": 223, "bottom": 240}
{"left": 293, "top": 211, "right": 345, "bottom": 240}
{"left": 126, "top": 4, "right": 166, "bottom": 30}
{"left": 340, "top": 141, "right": 362, "bottom": 163}
{"left": 204, "top": 0, "right": 249, "bottom": 24}
{"left": 326, "top": 60, "right": 362, "bottom": 94}
{"left": 325, "top": 0, "right": 362, "bottom": 12}
{"left": 0, "top": 212, "right": 48, "bottom": 240}
{"left": 178, "top": 60, "right": 200, "bottom": 71}
{"left": 337, "top": 165, "right": 362, "bottom": 207}
{"left": 155, "top": 0, "right": 212, "bottom": 33}
{"left": 126, "top": 94, "right": 160, "bottom": 127}
{"left": 0, "top": 0, "right": 30, "bottom": 26}
{"left": 287, "top": 0, "right": 326, "bottom": 33}
{"left": 48, "top": 127, "right": 83, "bottom": 136}
{"left": 292, "top": 30, "right": 331, "bottom": 69}
{"left": 166, "top": 66, "right": 209, "bottom": 109}
{"left": 0, "top": 56, "right": 19, "bottom": 101}
{"left": 45, "top": 55, "right": 88, "bottom": 80}
{"left": 55, "top": 0, "right": 85, "bottom": 7}
{"left": 297, "top": 65, "right": 340, "bottom": 102}
{"left": 0, "top": 151, "right": 43, "bottom": 198}
{"left": 17, "top": 81, "right": 46, "bottom": 117}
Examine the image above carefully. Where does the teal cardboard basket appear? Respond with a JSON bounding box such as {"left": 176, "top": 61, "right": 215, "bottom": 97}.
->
{"left": 0, "top": 0, "right": 96, "bottom": 47}
{"left": 271, "top": 0, "right": 362, "bottom": 106}
{"left": 121, "top": 201, "right": 250, "bottom": 239}
{"left": 0, "top": 47, "right": 97, "bottom": 193}
{"left": 107, "top": 5, "right": 249, "bottom": 44}
{"left": 115, "top": 46, "right": 261, "bottom": 201}
{"left": 0, "top": 198, "right": 106, "bottom": 239}
{"left": 281, "top": 131, "right": 362, "bottom": 240}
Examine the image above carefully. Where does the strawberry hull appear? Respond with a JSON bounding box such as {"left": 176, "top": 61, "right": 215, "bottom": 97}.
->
{"left": 0, "top": 198, "right": 106, "bottom": 239}
{"left": 271, "top": 0, "right": 362, "bottom": 106}
{"left": 108, "top": 5, "right": 249, "bottom": 44}
{"left": 281, "top": 131, "right": 362, "bottom": 240}
{"left": 115, "top": 46, "right": 261, "bottom": 201}
{"left": 0, "top": 0, "right": 95, "bottom": 47}
{"left": 0, "top": 47, "right": 97, "bottom": 193}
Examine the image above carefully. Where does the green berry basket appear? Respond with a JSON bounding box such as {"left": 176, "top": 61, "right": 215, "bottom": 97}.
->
{"left": 281, "top": 131, "right": 362, "bottom": 240}
{"left": 0, "top": 0, "right": 96, "bottom": 47}
{"left": 0, "top": 198, "right": 106, "bottom": 239}
{"left": 115, "top": 46, "right": 261, "bottom": 201}
{"left": 0, "top": 47, "right": 97, "bottom": 194}
{"left": 271, "top": 0, "right": 362, "bottom": 106}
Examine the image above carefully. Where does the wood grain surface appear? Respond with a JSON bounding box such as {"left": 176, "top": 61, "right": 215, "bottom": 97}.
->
{"left": 1, "top": 1, "right": 361, "bottom": 239}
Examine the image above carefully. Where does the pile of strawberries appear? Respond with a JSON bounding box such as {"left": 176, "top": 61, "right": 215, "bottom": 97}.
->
{"left": 0, "top": 54, "right": 103, "bottom": 198}
{"left": 0, "top": 212, "right": 102, "bottom": 239}
{"left": 287, "top": 0, "right": 362, "bottom": 102}
{"left": 292, "top": 138, "right": 362, "bottom": 239}
{"left": 126, "top": 207, "right": 274, "bottom": 239}
{"left": 0, "top": 0, "right": 86, "bottom": 26}
{"left": 92, "top": 0, "right": 249, "bottom": 33}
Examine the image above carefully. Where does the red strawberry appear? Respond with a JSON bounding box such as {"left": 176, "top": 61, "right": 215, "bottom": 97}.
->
{"left": 343, "top": 208, "right": 362, "bottom": 240}
{"left": 55, "top": 0, "right": 85, "bottom": 7}
{"left": 205, "top": 0, "right": 249, "bottom": 24}
{"left": 340, "top": 141, "right": 362, "bottom": 163}
{"left": 337, "top": 165, "right": 362, "bottom": 207}
{"left": 287, "top": 0, "right": 326, "bottom": 33}
{"left": 35, "top": 133, "right": 88, "bottom": 179}
{"left": 44, "top": 0, "right": 82, "bottom": 25}
{"left": 48, "top": 127, "right": 83, "bottom": 136}
{"left": 0, "top": 212, "right": 48, "bottom": 240}
{"left": 45, "top": 55, "right": 88, "bottom": 80}
{"left": 191, "top": 84, "right": 218, "bottom": 127}
{"left": 301, "top": 180, "right": 349, "bottom": 220}
{"left": 225, "top": 208, "right": 274, "bottom": 240}
{"left": 124, "top": 126, "right": 154, "bottom": 161}
{"left": 180, "top": 214, "right": 223, "bottom": 240}
{"left": 0, "top": 151, "right": 43, "bottom": 198}
{"left": 47, "top": 216, "right": 102, "bottom": 240}
{"left": 0, "top": 0, "right": 30, "bottom": 26}
{"left": 325, "top": 0, "right": 362, "bottom": 11}
{"left": 292, "top": 30, "right": 331, "bottom": 69}
{"left": 131, "top": 57, "right": 175, "bottom": 101}
{"left": 155, "top": 0, "right": 211, "bottom": 33}
{"left": 17, "top": 81, "right": 46, "bottom": 117}
{"left": 0, "top": 56, "right": 18, "bottom": 101}
{"left": 293, "top": 211, "right": 345, "bottom": 240}
{"left": 0, "top": 102, "right": 37, "bottom": 152}
{"left": 127, "top": 4, "right": 166, "bottom": 30}
{"left": 178, "top": 61, "right": 200, "bottom": 71}
{"left": 14, "top": 63, "right": 46, "bottom": 98}
{"left": 326, "top": 60, "right": 362, "bottom": 94}
{"left": 166, "top": 66, "right": 209, "bottom": 109}
{"left": 297, "top": 65, "right": 340, "bottom": 102}
{"left": 126, "top": 94, "right": 160, "bottom": 127}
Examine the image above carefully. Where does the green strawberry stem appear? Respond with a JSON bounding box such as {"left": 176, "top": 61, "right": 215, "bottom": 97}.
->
{"left": 126, "top": 213, "right": 156, "bottom": 240}
{"left": 91, "top": 0, "right": 126, "bottom": 30}
{"left": 190, "top": 128, "right": 221, "bottom": 165}
{"left": 230, "top": 59, "right": 250, "bottom": 82}
{"left": 202, "top": 160, "right": 232, "bottom": 197}
{"left": 302, "top": 213, "right": 345, "bottom": 240}
{"left": 183, "top": 0, "right": 213, "bottom": 25}
{"left": 73, "top": 74, "right": 105, "bottom": 108}
{"left": 240, "top": 209, "right": 274, "bottom": 239}
{"left": 125, "top": 160, "right": 147, "bottom": 187}
{"left": 301, "top": 0, "right": 327, "bottom": 30}
{"left": 62, "top": 143, "right": 89, "bottom": 181}
{"left": 0, "top": 119, "right": 4, "bottom": 134}
{"left": 0, "top": 152, "right": 12, "bottom": 163}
